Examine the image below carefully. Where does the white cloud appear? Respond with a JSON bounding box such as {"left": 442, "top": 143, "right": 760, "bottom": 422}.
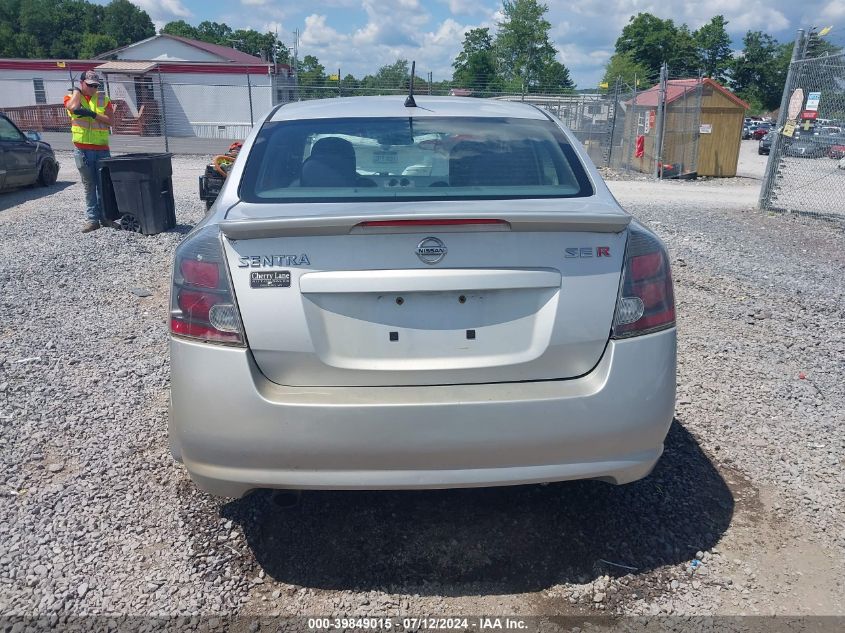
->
{"left": 444, "top": 0, "right": 483, "bottom": 16}
{"left": 132, "top": 0, "right": 191, "bottom": 22}
{"left": 241, "top": 0, "right": 271, "bottom": 6}
{"left": 815, "top": 1, "right": 845, "bottom": 23}
{"left": 349, "top": 0, "right": 430, "bottom": 48}
{"left": 262, "top": 21, "right": 285, "bottom": 35}
{"left": 302, "top": 14, "right": 345, "bottom": 47}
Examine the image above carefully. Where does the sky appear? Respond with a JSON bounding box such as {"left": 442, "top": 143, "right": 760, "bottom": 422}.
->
{"left": 123, "top": 0, "right": 845, "bottom": 87}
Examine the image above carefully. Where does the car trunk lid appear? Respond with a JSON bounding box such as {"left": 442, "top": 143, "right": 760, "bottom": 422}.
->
{"left": 221, "top": 199, "right": 629, "bottom": 387}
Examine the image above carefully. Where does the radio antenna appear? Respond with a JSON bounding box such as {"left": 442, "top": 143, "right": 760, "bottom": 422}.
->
{"left": 405, "top": 60, "right": 417, "bottom": 108}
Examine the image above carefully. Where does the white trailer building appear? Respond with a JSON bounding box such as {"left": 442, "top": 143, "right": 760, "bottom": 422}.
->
{"left": 0, "top": 34, "right": 294, "bottom": 140}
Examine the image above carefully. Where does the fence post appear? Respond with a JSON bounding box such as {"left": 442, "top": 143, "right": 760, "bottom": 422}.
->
{"left": 606, "top": 77, "right": 621, "bottom": 168}
{"left": 760, "top": 29, "right": 805, "bottom": 211}
{"left": 247, "top": 74, "right": 254, "bottom": 126}
{"left": 625, "top": 75, "right": 639, "bottom": 173}
{"left": 653, "top": 62, "right": 668, "bottom": 179}
{"left": 158, "top": 70, "right": 169, "bottom": 153}
{"left": 691, "top": 72, "right": 703, "bottom": 175}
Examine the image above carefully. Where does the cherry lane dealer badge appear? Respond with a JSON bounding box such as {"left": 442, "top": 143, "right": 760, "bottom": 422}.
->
{"left": 250, "top": 271, "right": 291, "bottom": 288}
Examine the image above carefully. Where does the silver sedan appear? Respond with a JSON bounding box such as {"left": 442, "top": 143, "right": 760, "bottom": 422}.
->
{"left": 168, "top": 96, "right": 676, "bottom": 498}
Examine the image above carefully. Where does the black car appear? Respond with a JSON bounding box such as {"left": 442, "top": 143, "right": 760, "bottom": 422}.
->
{"left": 0, "top": 113, "right": 59, "bottom": 191}
{"left": 758, "top": 132, "right": 773, "bottom": 155}
{"left": 784, "top": 137, "right": 826, "bottom": 158}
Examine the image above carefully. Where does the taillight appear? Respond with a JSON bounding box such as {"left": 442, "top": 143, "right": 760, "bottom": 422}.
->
{"left": 170, "top": 225, "right": 245, "bottom": 346}
{"left": 612, "top": 223, "right": 675, "bottom": 338}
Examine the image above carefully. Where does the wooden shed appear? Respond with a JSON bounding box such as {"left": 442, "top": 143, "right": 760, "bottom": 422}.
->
{"left": 620, "top": 78, "right": 748, "bottom": 177}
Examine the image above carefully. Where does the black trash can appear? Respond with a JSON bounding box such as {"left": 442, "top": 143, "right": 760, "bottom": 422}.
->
{"left": 100, "top": 153, "right": 176, "bottom": 235}
{"left": 198, "top": 163, "right": 226, "bottom": 211}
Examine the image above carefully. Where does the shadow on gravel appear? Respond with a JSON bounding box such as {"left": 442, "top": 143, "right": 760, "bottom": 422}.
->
{"left": 222, "top": 419, "right": 734, "bottom": 595}
{"left": 0, "top": 181, "right": 73, "bottom": 211}
{"left": 169, "top": 223, "right": 195, "bottom": 235}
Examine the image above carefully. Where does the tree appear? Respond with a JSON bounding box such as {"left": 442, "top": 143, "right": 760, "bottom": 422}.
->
{"left": 373, "top": 59, "right": 410, "bottom": 89}
{"left": 0, "top": 23, "right": 39, "bottom": 59}
{"left": 161, "top": 20, "right": 199, "bottom": 40}
{"left": 63, "top": 0, "right": 103, "bottom": 34}
{"left": 452, "top": 28, "right": 499, "bottom": 91}
{"left": 232, "top": 29, "right": 278, "bottom": 61}
{"left": 297, "top": 54, "right": 326, "bottom": 97}
{"left": 0, "top": 0, "right": 359, "bottom": 71}
{"left": 80, "top": 33, "right": 117, "bottom": 59}
{"left": 340, "top": 73, "right": 360, "bottom": 96}
{"left": 695, "top": 15, "right": 732, "bottom": 82}
{"left": 49, "top": 31, "right": 83, "bottom": 58}
{"left": 803, "top": 29, "right": 843, "bottom": 58}
{"left": 730, "top": 31, "right": 786, "bottom": 111}
{"left": 537, "top": 60, "right": 574, "bottom": 92}
{"left": 195, "top": 21, "right": 232, "bottom": 45}
{"left": 17, "top": 0, "right": 58, "bottom": 57}
{"left": 0, "top": 0, "right": 22, "bottom": 27}
{"left": 615, "top": 13, "right": 702, "bottom": 79}
{"left": 102, "top": 0, "right": 154, "bottom": 47}
{"left": 496, "top": 0, "right": 574, "bottom": 93}
{"left": 601, "top": 52, "right": 650, "bottom": 88}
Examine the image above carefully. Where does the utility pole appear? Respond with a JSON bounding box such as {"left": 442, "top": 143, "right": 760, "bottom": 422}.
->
{"left": 292, "top": 29, "right": 300, "bottom": 101}
{"left": 428, "top": 71, "right": 432, "bottom": 95}
{"left": 653, "top": 62, "right": 668, "bottom": 179}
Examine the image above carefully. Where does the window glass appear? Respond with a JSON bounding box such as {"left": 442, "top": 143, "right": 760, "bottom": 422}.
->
{"left": 240, "top": 116, "right": 593, "bottom": 203}
{"left": 0, "top": 118, "right": 24, "bottom": 141}
{"left": 33, "top": 78, "right": 46, "bottom": 105}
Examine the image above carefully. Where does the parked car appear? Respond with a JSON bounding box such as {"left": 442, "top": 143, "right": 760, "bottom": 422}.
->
{"left": 167, "top": 96, "right": 677, "bottom": 498}
{"left": 751, "top": 123, "right": 772, "bottom": 140}
{"left": 827, "top": 137, "right": 845, "bottom": 160}
{"left": 758, "top": 132, "right": 773, "bottom": 155}
{"left": 0, "top": 114, "right": 59, "bottom": 191}
{"left": 785, "top": 138, "right": 826, "bottom": 158}
{"left": 811, "top": 131, "right": 845, "bottom": 158}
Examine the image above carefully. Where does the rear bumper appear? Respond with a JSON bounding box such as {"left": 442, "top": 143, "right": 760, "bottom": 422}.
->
{"left": 169, "top": 329, "right": 676, "bottom": 497}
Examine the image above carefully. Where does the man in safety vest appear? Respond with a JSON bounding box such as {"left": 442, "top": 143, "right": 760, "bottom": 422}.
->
{"left": 64, "top": 70, "right": 118, "bottom": 233}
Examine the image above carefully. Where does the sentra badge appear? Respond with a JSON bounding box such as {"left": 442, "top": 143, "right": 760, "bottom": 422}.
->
{"left": 238, "top": 254, "right": 311, "bottom": 267}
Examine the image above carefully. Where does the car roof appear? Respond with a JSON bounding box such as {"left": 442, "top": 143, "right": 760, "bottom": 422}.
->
{"left": 268, "top": 96, "right": 550, "bottom": 122}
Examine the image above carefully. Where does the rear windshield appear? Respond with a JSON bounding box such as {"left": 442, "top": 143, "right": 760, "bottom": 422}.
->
{"left": 239, "top": 116, "right": 593, "bottom": 203}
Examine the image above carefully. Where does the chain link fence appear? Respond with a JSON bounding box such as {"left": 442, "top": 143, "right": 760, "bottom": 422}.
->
{"left": 1, "top": 75, "right": 279, "bottom": 155}
{"left": 1, "top": 73, "right": 705, "bottom": 178}
{"left": 513, "top": 77, "right": 703, "bottom": 178}
{"left": 760, "top": 43, "right": 845, "bottom": 221}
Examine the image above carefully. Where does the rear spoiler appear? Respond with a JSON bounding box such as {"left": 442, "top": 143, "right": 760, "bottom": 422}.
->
{"left": 219, "top": 212, "right": 631, "bottom": 240}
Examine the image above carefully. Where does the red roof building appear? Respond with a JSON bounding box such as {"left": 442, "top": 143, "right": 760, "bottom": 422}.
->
{"left": 630, "top": 78, "right": 749, "bottom": 110}
{"left": 621, "top": 77, "right": 749, "bottom": 177}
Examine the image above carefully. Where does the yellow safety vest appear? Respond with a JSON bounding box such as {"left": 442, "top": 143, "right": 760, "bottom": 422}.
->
{"left": 67, "top": 92, "right": 111, "bottom": 149}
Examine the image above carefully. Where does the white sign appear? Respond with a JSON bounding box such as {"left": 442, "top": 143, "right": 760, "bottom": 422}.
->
{"left": 787, "top": 89, "right": 805, "bottom": 120}
{"left": 699, "top": 124, "right": 712, "bottom": 134}
{"left": 805, "top": 92, "right": 821, "bottom": 112}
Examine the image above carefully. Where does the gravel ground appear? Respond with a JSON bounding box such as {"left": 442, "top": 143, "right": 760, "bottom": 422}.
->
{"left": 0, "top": 148, "right": 843, "bottom": 626}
